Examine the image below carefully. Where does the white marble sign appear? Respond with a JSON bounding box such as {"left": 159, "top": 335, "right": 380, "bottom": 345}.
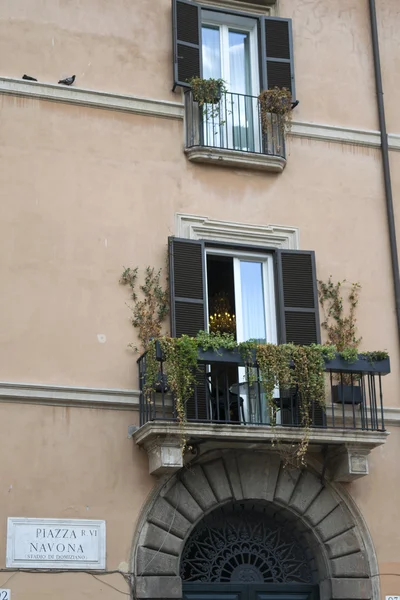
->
{"left": 0, "top": 591, "right": 10, "bottom": 600}
{"left": 6, "top": 518, "right": 106, "bottom": 569}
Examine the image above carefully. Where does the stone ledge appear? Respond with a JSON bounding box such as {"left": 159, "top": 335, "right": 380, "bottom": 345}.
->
{"left": 185, "top": 146, "right": 286, "bottom": 172}
{"left": 0, "top": 77, "right": 184, "bottom": 120}
{"left": 133, "top": 421, "right": 388, "bottom": 478}
{"left": 0, "top": 381, "right": 140, "bottom": 410}
{"left": 2, "top": 77, "right": 400, "bottom": 155}
{"left": 134, "top": 421, "right": 388, "bottom": 447}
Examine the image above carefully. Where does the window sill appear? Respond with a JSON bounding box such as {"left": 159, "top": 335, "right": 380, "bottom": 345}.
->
{"left": 185, "top": 146, "right": 286, "bottom": 173}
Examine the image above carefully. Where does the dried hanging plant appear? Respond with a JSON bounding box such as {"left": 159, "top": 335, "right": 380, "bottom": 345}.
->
{"left": 258, "top": 87, "right": 293, "bottom": 150}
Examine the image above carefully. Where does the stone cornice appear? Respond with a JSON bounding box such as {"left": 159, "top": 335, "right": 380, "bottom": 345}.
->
{"left": 1, "top": 77, "right": 400, "bottom": 150}
{"left": 0, "top": 381, "right": 139, "bottom": 411}
{"left": 290, "top": 120, "right": 400, "bottom": 150}
{"left": 0, "top": 381, "right": 399, "bottom": 423}
{"left": 0, "top": 77, "right": 184, "bottom": 120}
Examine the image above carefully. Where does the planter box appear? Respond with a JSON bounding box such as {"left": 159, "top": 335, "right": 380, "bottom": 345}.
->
{"left": 332, "top": 384, "right": 363, "bottom": 405}
{"left": 154, "top": 342, "right": 390, "bottom": 375}
{"left": 197, "top": 347, "right": 254, "bottom": 365}
{"left": 323, "top": 355, "right": 390, "bottom": 375}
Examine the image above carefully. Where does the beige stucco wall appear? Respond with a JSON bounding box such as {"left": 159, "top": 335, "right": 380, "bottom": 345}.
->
{"left": 376, "top": 0, "right": 400, "bottom": 133}
{"left": 0, "top": 94, "right": 398, "bottom": 396}
{"left": 0, "top": 401, "right": 399, "bottom": 598}
{"left": 351, "top": 425, "right": 400, "bottom": 597}
{"left": 1, "top": 0, "right": 400, "bottom": 597}
{"left": 1, "top": 0, "right": 399, "bottom": 132}
{"left": 0, "top": 0, "right": 175, "bottom": 103}
{"left": 280, "top": 0, "right": 378, "bottom": 130}
{"left": 0, "top": 402, "right": 152, "bottom": 597}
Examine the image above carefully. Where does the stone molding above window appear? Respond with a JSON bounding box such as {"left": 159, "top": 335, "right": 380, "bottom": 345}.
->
{"left": 199, "top": 0, "right": 276, "bottom": 15}
{"left": 175, "top": 212, "right": 300, "bottom": 249}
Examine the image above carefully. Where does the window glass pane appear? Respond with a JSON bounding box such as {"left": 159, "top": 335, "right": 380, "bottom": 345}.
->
{"left": 228, "top": 29, "right": 250, "bottom": 94}
{"left": 240, "top": 261, "right": 266, "bottom": 342}
{"left": 202, "top": 26, "right": 221, "bottom": 80}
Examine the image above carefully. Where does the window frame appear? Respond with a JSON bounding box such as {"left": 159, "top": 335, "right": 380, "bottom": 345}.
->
{"left": 201, "top": 10, "right": 260, "bottom": 97}
{"left": 205, "top": 246, "right": 277, "bottom": 344}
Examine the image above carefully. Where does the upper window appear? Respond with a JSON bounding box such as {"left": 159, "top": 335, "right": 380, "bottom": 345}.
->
{"left": 172, "top": 0, "right": 295, "bottom": 98}
{"left": 202, "top": 11, "right": 259, "bottom": 97}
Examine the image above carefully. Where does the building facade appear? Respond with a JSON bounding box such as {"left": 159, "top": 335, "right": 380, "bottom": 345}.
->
{"left": 0, "top": 0, "right": 400, "bottom": 599}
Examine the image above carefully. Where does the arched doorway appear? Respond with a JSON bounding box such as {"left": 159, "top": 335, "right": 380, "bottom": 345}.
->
{"left": 134, "top": 451, "right": 378, "bottom": 600}
{"left": 181, "top": 500, "right": 319, "bottom": 599}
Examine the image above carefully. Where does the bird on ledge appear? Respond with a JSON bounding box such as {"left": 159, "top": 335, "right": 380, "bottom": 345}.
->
{"left": 22, "top": 74, "right": 38, "bottom": 81}
{"left": 58, "top": 75, "right": 75, "bottom": 86}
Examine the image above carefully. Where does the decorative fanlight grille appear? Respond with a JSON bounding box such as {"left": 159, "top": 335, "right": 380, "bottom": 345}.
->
{"left": 180, "top": 502, "right": 314, "bottom": 584}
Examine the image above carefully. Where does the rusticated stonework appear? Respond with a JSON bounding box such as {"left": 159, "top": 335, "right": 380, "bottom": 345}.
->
{"left": 133, "top": 450, "right": 377, "bottom": 600}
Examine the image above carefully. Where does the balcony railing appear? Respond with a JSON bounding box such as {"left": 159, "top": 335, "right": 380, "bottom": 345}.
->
{"left": 184, "top": 90, "right": 286, "bottom": 159}
{"left": 137, "top": 347, "right": 390, "bottom": 432}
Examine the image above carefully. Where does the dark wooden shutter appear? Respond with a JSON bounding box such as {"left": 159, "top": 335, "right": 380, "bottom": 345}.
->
{"left": 260, "top": 17, "right": 295, "bottom": 98}
{"left": 169, "top": 237, "right": 206, "bottom": 337}
{"left": 169, "top": 237, "right": 207, "bottom": 421}
{"left": 276, "top": 250, "right": 320, "bottom": 345}
{"left": 172, "top": 0, "right": 202, "bottom": 90}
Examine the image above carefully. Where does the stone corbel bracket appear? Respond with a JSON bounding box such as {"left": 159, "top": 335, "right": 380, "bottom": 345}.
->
{"left": 326, "top": 444, "right": 374, "bottom": 482}
{"left": 143, "top": 435, "right": 184, "bottom": 476}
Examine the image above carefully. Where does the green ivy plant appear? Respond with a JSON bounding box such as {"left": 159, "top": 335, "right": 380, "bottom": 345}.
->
{"left": 360, "top": 350, "right": 389, "bottom": 364}
{"left": 144, "top": 332, "right": 337, "bottom": 466}
{"left": 120, "top": 269, "right": 388, "bottom": 462}
{"left": 196, "top": 330, "right": 237, "bottom": 352}
{"left": 157, "top": 336, "right": 198, "bottom": 449}
{"left": 256, "top": 343, "right": 336, "bottom": 467}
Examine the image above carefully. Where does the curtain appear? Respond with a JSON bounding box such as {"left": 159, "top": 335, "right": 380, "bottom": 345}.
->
{"left": 229, "top": 31, "right": 254, "bottom": 151}
{"left": 240, "top": 261, "right": 266, "bottom": 343}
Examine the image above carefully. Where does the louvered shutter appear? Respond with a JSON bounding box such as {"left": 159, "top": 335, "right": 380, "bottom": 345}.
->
{"left": 172, "top": 0, "right": 202, "bottom": 90}
{"left": 276, "top": 250, "right": 320, "bottom": 345}
{"left": 169, "top": 237, "right": 207, "bottom": 421}
{"left": 260, "top": 17, "right": 295, "bottom": 98}
{"left": 169, "top": 237, "right": 207, "bottom": 337}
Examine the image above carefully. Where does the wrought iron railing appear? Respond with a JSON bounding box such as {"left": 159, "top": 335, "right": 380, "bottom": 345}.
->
{"left": 137, "top": 348, "right": 389, "bottom": 432}
{"left": 184, "top": 90, "right": 285, "bottom": 159}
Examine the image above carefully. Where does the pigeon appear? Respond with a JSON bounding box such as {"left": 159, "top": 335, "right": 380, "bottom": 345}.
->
{"left": 58, "top": 75, "right": 75, "bottom": 86}
{"left": 22, "top": 74, "right": 38, "bottom": 81}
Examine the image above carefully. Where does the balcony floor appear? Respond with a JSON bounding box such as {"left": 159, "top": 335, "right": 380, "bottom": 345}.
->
{"left": 133, "top": 420, "right": 388, "bottom": 481}
{"left": 185, "top": 145, "right": 286, "bottom": 172}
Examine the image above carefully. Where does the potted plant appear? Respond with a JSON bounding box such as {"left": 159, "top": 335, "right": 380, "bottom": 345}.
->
{"left": 188, "top": 77, "right": 226, "bottom": 105}
{"left": 318, "top": 277, "right": 364, "bottom": 404}
{"left": 258, "top": 87, "right": 293, "bottom": 147}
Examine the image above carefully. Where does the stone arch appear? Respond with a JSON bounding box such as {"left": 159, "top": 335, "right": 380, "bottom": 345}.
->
{"left": 134, "top": 450, "right": 378, "bottom": 600}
